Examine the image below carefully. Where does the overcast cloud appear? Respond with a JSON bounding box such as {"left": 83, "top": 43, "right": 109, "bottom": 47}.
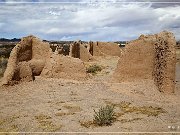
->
{"left": 0, "top": 0, "right": 180, "bottom": 41}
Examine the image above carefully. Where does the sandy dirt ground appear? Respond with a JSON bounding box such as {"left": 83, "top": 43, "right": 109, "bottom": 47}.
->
{"left": 0, "top": 54, "right": 180, "bottom": 134}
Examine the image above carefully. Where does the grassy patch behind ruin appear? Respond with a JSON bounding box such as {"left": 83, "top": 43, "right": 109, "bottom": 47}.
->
{"left": 86, "top": 64, "right": 102, "bottom": 75}
{"left": 0, "top": 56, "right": 8, "bottom": 78}
{"left": 0, "top": 45, "right": 14, "bottom": 58}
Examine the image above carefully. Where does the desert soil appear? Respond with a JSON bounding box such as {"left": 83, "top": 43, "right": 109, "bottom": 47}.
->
{"left": 0, "top": 54, "right": 180, "bottom": 134}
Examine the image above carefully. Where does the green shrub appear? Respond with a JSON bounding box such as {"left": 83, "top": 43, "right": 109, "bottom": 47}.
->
{"left": 93, "top": 105, "right": 116, "bottom": 126}
{"left": 86, "top": 64, "right": 102, "bottom": 74}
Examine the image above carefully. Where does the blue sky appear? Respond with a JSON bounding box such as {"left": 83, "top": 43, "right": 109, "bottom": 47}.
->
{"left": 0, "top": 0, "right": 180, "bottom": 41}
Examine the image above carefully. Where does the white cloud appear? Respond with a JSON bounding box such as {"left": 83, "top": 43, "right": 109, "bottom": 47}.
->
{"left": 0, "top": 1, "right": 180, "bottom": 41}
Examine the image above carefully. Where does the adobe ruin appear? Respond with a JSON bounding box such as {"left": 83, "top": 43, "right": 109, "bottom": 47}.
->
{"left": 69, "top": 40, "right": 93, "bottom": 62}
{"left": 41, "top": 54, "right": 87, "bottom": 81}
{"left": 113, "top": 31, "right": 176, "bottom": 93}
{"left": 2, "top": 35, "right": 52, "bottom": 85}
{"left": 89, "top": 41, "right": 121, "bottom": 56}
{"left": 1, "top": 31, "right": 176, "bottom": 94}
{"left": 2, "top": 36, "right": 88, "bottom": 84}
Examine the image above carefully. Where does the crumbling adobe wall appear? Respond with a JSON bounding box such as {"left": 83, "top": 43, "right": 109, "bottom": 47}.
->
{"left": 89, "top": 41, "right": 121, "bottom": 56}
{"left": 153, "top": 32, "right": 176, "bottom": 93}
{"left": 89, "top": 41, "right": 94, "bottom": 56}
{"left": 91, "top": 42, "right": 104, "bottom": 56}
{"left": 2, "top": 35, "right": 52, "bottom": 85}
{"left": 70, "top": 41, "right": 93, "bottom": 62}
{"left": 70, "top": 41, "right": 80, "bottom": 58}
{"left": 80, "top": 43, "right": 93, "bottom": 62}
{"left": 2, "top": 36, "right": 89, "bottom": 84}
{"left": 70, "top": 40, "right": 121, "bottom": 60}
{"left": 113, "top": 31, "right": 176, "bottom": 93}
{"left": 40, "top": 54, "right": 87, "bottom": 81}
{"left": 96, "top": 42, "right": 121, "bottom": 56}
{"left": 113, "top": 36, "right": 155, "bottom": 82}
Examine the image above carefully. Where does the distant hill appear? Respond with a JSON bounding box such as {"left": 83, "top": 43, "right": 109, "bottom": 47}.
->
{"left": 0, "top": 38, "right": 21, "bottom": 42}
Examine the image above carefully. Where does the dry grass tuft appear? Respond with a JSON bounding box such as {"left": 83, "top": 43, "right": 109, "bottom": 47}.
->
{"left": 115, "top": 112, "right": 125, "bottom": 118}
{"left": 63, "top": 105, "right": 82, "bottom": 113}
{"left": 105, "top": 101, "right": 166, "bottom": 116}
{"left": 0, "top": 115, "right": 20, "bottom": 126}
{"left": 38, "top": 120, "right": 62, "bottom": 132}
{"left": 35, "top": 114, "right": 62, "bottom": 131}
{"left": 118, "top": 118, "right": 143, "bottom": 123}
{"left": 79, "top": 120, "right": 95, "bottom": 128}
{"left": 105, "top": 101, "right": 166, "bottom": 117}
{"left": 0, "top": 124, "right": 19, "bottom": 133}
{"left": 0, "top": 115, "right": 20, "bottom": 132}
{"left": 35, "top": 114, "right": 51, "bottom": 121}
{"left": 116, "top": 102, "right": 166, "bottom": 117}
{"left": 55, "top": 112, "right": 75, "bottom": 117}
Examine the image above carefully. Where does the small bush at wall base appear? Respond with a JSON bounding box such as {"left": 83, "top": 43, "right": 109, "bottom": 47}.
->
{"left": 86, "top": 64, "right": 102, "bottom": 74}
{"left": 93, "top": 105, "right": 116, "bottom": 126}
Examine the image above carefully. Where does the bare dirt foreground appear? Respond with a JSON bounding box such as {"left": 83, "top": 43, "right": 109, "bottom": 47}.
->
{"left": 0, "top": 55, "right": 180, "bottom": 134}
